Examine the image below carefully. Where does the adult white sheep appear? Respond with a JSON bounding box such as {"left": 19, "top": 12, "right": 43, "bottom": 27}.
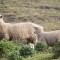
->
{"left": 0, "top": 14, "right": 43, "bottom": 45}
{"left": 38, "top": 28, "right": 60, "bottom": 47}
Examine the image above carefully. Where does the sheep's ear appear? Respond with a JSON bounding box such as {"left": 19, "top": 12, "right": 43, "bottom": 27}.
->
{"left": 0, "top": 15, "right": 2, "bottom": 18}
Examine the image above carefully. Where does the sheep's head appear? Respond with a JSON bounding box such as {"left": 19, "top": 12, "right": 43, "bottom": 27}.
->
{"left": 0, "top": 14, "right": 5, "bottom": 24}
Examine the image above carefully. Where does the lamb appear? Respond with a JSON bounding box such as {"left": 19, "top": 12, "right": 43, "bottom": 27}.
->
{"left": 38, "top": 28, "right": 60, "bottom": 47}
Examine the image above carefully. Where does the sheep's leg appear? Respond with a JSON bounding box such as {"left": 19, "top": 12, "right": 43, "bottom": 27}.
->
{"left": 29, "top": 43, "right": 34, "bottom": 49}
{"left": 32, "top": 34, "right": 38, "bottom": 46}
{"left": 34, "top": 34, "right": 38, "bottom": 45}
{"left": 29, "top": 34, "right": 38, "bottom": 49}
{"left": 42, "top": 38, "right": 48, "bottom": 48}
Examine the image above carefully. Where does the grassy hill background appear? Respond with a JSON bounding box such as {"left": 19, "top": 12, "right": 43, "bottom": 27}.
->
{"left": 0, "top": 0, "right": 60, "bottom": 31}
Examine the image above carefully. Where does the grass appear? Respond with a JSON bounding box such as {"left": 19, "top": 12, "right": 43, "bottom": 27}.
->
{"left": 23, "top": 52, "right": 53, "bottom": 60}
{"left": 0, "top": 58, "right": 7, "bottom": 60}
{"left": 0, "top": 52, "right": 53, "bottom": 60}
{"left": 0, "top": 0, "right": 60, "bottom": 31}
{"left": 0, "top": 40, "right": 60, "bottom": 60}
{"left": 0, "top": 51, "right": 60, "bottom": 60}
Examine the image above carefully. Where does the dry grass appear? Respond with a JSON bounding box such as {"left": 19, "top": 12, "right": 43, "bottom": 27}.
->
{"left": 0, "top": 0, "right": 60, "bottom": 31}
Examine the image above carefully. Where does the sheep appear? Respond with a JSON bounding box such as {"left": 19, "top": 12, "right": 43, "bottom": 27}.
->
{"left": 0, "top": 14, "right": 43, "bottom": 45}
{"left": 0, "top": 19, "right": 36, "bottom": 44}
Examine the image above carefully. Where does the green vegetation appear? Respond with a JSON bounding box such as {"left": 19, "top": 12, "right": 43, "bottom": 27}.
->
{"left": 53, "top": 42, "right": 60, "bottom": 59}
{"left": 35, "top": 41, "right": 47, "bottom": 52}
{"left": 8, "top": 51, "right": 22, "bottom": 60}
{"left": 0, "top": 40, "right": 20, "bottom": 58}
{"left": 19, "top": 45, "right": 34, "bottom": 57}
{"left": 0, "top": 40, "right": 60, "bottom": 60}
{"left": 0, "top": 40, "right": 22, "bottom": 60}
{"left": 23, "top": 53, "right": 53, "bottom": 60}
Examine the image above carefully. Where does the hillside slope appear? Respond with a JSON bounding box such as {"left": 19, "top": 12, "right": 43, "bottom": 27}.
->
{"left": 0, "top": 0, "right": 60, "bottom": 31}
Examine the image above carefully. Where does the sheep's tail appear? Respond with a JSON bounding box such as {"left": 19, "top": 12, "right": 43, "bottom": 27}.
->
{"left": 29, "top": 22, "right": 44, "bottom": 34}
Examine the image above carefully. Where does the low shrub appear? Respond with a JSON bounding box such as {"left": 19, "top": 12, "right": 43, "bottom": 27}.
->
{"left": 0, "top": 45, "right": 5, "bottom": 57}
{"left": 19, "top": 45, "right": 34, "bottom": 57}
{"left": 47, "top": 47, "right": 53, "bottom": 53}
{"left": 35, "top": 41, "right": 47, "bottom": 52}
{"left": 53, "top": 42, "right": 60, "bottom": 59}
{"left": 8, "top": 51, "right": 22, "bottom": 60}
{"left": 0, "top": 39, "right": 19, "bottom": 57}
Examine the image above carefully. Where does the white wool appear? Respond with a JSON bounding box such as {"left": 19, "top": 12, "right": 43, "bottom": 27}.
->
{"left": 39, "top": 30, "right": 60, "bottom": 46}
